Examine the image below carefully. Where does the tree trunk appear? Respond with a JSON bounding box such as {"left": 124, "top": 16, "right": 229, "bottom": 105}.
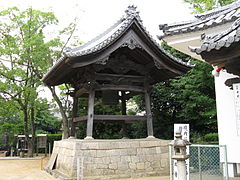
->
{"left": 70, "top": 96, "right": 78, "bottom": 137}
{"left": 48, "top": 86, "right": 69, "bottom": 139}
{"left": 28, "top": 106, "right": 35, "bottom": 157}
{"left": 27, "top": 139, "right": 34, "bottom": 157}
{"left": 23, "top": 109, "right": 34, "bottom": 157}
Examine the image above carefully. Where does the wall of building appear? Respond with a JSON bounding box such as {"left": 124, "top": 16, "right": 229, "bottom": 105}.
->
{"left": 215, "top": 71, "right": 240, "bottom": 177}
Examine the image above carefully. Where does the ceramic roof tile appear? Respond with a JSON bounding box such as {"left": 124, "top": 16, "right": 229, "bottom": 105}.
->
{"left": 189, "top": 17, "right": 240, "bottom": 54}
{"left": 159, "top": 1, "right": 240, "bottom": 38}
{"left": 44, "top": 5, "right": 193, "bottom": 80}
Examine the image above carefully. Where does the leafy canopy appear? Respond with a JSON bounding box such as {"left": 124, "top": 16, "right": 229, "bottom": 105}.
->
{"left": 0, "top": 7, "right": 64, "bottom": 152}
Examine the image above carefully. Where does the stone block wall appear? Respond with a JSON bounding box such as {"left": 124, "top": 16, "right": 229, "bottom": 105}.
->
{"left": 48, "top": 138, "right": 170, "bottom": 179}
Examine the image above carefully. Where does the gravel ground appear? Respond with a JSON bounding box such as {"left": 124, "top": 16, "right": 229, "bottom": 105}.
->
{"left": 0, "top": 157, "right": 56, "bottom": 180}
{"left": 0, "top": 157, "right": 170, "bottom": 180}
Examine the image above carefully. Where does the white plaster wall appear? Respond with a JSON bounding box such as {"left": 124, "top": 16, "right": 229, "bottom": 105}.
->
{"left": 215, "top": 71, "right": 240, "bottom": 163}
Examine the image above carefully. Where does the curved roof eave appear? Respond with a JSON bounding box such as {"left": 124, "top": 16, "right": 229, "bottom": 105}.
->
{"left": 189, "top": 17, "right": 240, "bottom": 55}
{"left": 43, "top": 5, "right": 192, "bottom": 86}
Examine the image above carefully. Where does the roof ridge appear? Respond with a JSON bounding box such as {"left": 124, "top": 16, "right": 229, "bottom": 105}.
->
{"left": 189, "top": 17, "right": 240, "bottom": 54}
{"left": 64, "top": 5, "right": 141, "bottom": 54}
{"left": 65, "top": 19, "right": 124, "bottom": 54}
{"left": 160, "top": 1, "right": 240, "bottom": 38}
{"left": 63, "top": 5, "right": 192, "bottom": 67}
{"left": 211, "top": 17, "right": 240, "bottom": 42}
{"left": 124, "top": 6, "right": 193, "bottom": 67}
{"left": 195, "top": 1, "right": 240, "bottom": 20}
{"left": 43, "top": 5, "right": 193, "bottom": 83}
{"left": 165, "top": 3, "right": 240, "bottom": 31}
{"left": 159, "top": 19, "right": 196, "bottom": 32}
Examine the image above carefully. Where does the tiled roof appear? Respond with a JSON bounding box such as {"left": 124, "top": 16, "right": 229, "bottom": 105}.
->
{"left": 62, "top": 5, "right": 191, "bottom": 67}
{"left": 159, "top": 1, "right": 240, "bottom": 38}
{"left": 63, "top": 5, "right": 142, "bottom": 58}
{"left": 189, "top": 17, "right": 240, "bottom": 54}
{"left": 43, "top": 5, "right": 192, "bottom": 82}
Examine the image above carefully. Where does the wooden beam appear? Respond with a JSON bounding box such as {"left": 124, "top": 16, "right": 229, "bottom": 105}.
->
{"left": 75, "top": 88, "right": 88, "bottom": 97}
{"left": 74, "top": 115, "right": 146, "bottom": 122}
{"left": 145, "top": 62, "right": 154, "bottom": 70}
{"left": 96, "top": 84, "right": 145, "bottom": 92}
{"left": 93, "top": 115, "right": 146, "bottom": 121}
{"left": 86, "top": 89, "right": 95, "bottom": 138}
{"left": 125, "top": 92, "right": 141, "bottom": 100}
{"left": 73, "top": 116, "right": 87, "bottom": 122}
{"left": 95, "top": 73, "right": 144, "bottom": 83}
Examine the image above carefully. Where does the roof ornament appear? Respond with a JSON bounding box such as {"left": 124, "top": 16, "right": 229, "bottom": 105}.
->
{"left": 64, "top": 46, "right": 72, "bottom": 53}
{"left": 200, "top": 33, "right": 206, "bottom": 40}
{"left": 200, "top": 33, "right": 214, "bottom": 43}
{"left": 95, "top": 56, "right": 109, "bottom": 65}
{"left": 159, "top": 24, "right": 169, "bottom": 32}
{"left": 231, "top": 17, "right": 240, "bottom": 29}
{"left": 122, "top": 38, "right": 142, "bottom": 50}
{"left": 123, "top": 5, "right": 142, "bottom": 22}
{"left": 154, "top": 59, "right": 164, "bottom": 69}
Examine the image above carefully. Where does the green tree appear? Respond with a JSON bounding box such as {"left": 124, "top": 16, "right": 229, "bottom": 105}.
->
{"left": 152, "top": 60, "right": 217, "bottom": 140}
{"left": 0, "top": 97, "right": 22, "bottom": 124}
{"left": 0, "top": 7, "right": 60, "bottom": 156}
{"left": 35, "top": 99, "right": 61, "bottom": 134}
{"left": 0, "top": 123, "right": 24, "bottom": 150}
{"left": 0, "top": 7, "right": 80, "bottom": 156}
{"left": 134, "top": 43, "right": 217, "bottom": 141}
{"left": 184, "top": 0, "right": 236, "bottom": 13}
{"left": 75, "top": 97, "right": 123, "bottom": 139}
{"left": 47, "top": 21, "right": 78, "bottom": 139}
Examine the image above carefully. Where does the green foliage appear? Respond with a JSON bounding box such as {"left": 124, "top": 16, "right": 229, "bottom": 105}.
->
{"left": 184, "top": 0, "right": 236, "bottom": 13}
{"left": 128, "top": 121, "right": 147, "bottom": 139}
{"left": 74, "top": 97, "right": 147, "bottom": 139}
{"left": 0, "top": 123, "right": 24, "bottom": 149}
{"left": 94, "top": 104, "right": 123, "bottom": 139}
{"left": 0, "top": 7, "right": 65, "bottom": 154}
{"left": 93, "top": 122, "right": 122, "bottom": 139}
{"left": 76, "top": 97, "right": 123, "bottom": 139}
{"left": 203, "top": 133, "right": 218, "bottom": 142}
{"left": 170, "top": 59, "right": 217, "bottom": 133}
{"left": 134, "top": 42, "right": 217, "bottom": 141}
{"left": 0, "top": 98, "right": 22, "bottom": 124}
{"left": 35, "top": 99, "right": 61, "bottom": 134}
{"left": 47, "top": 134, "right": 62, "bottom": 150}
{"left": 190, "top": 132, "right": 218, "bottom": 143}
{"left": 0, "top": 6, "right": 60, "bottom": 117}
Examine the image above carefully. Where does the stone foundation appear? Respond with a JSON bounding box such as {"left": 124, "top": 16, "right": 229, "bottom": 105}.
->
{"left": 45, "top": 138, "right": 170, "bottom": 180}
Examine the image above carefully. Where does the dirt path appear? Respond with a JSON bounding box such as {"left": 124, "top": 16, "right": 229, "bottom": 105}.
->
{"left": 0, "top": 158, "right": 56, "bottom": 180}
{"left": 0, "top": 157, "right": 169, "bottom": 180}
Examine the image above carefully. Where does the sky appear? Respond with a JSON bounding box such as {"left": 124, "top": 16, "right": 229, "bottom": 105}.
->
{"left": 0, "top": 0, "right": 194, "bottom": 43}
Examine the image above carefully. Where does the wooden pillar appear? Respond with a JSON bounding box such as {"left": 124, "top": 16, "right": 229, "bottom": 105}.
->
{"left": 70, "top": 96, "right": 78, "bottom": 137}
{"left": 145, "top": 89, "right": 154, "bottom": 138}
{"left": 121, "top": 91, "right": 128, "bottom": 138}
{"left": 85, "top": 89, "right": 95, "bottom": 139}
